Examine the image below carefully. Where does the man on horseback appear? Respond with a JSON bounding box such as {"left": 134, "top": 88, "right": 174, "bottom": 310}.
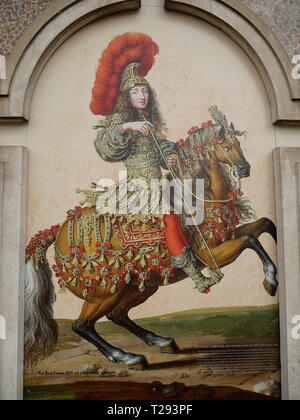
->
{"left": 90, "top": 32, "right": 217, "bottom": 293}
{"left": 23, "top": 31, "right": 279, "bottom": 369}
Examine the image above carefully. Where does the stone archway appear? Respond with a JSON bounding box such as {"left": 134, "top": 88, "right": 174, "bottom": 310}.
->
{"left": 0, "top": 0, "right": 299, "bottom": 400}
{"left": 0, "top": 0, "right": 299, "bottom": 124}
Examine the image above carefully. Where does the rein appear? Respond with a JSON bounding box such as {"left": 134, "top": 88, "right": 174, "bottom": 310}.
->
{"left": 142, "top": 115, "right": 222, "bottom": 274}
{"left": 173, "top": 155, "right": 240, "bottom": 204}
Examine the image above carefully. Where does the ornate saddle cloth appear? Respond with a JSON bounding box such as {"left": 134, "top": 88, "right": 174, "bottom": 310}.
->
{"left": 76, "top": 188, "right": 167, "bottom": 248}
{"left": 51, "top": 207, "right": 173, "bottom": 298}
{"left": 112, "top": 214, "right": 166, "bottom": 249}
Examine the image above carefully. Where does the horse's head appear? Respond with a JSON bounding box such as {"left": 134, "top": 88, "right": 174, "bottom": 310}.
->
{"left": 176, "top": 106, "right": 250, "bottom": 181}
{"left": 212, "top": 129, "right": 251, "bottom": 179}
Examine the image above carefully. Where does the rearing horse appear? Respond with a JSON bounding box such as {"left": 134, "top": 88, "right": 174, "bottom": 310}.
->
{"left": 24, "top": 109, "right": 277, "bottom": 371}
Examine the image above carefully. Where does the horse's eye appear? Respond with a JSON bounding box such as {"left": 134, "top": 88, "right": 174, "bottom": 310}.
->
{"left": 224, "top": 147, "right": 231, "bottom": 152}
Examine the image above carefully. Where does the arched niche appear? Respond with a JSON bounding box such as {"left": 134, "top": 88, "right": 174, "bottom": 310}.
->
{"left": 0, "top": 0, "right": 299, "bottom": 125}
{"left": 0, "top": 0, "right": 298, "bottom": 401}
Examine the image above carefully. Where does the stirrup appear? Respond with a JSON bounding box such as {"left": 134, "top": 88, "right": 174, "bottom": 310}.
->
{"left": 171, "top": 247, "right": 224, "bottom": 294}
{"left": 206, "top": 267, "right": 224, "bottom": 284}
{"left": 193, "top": 268, "right": 224, "bottom": 293}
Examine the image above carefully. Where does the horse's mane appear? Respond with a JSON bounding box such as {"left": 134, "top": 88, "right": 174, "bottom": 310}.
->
{"left": 176, "top": 123, "right": 256, "bottom": 223}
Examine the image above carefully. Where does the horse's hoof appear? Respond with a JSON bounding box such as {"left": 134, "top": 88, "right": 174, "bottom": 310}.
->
{"left": 263, "top": 279, "right": 278, "bottom": 297}
{"left": 128, "top": 357, "right": 149, "bottom": 371}
{"left": 160, "top": 341, "right": 179, "bottom": 354}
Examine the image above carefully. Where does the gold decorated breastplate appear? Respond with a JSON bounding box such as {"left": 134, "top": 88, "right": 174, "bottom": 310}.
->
{"left": 124, "top": 134, "right": 162, "bottom": 180}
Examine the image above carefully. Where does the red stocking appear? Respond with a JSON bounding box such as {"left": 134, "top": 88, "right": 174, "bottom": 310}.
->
{"left": 164, "top": 213, "right": 189, "bottom": 257}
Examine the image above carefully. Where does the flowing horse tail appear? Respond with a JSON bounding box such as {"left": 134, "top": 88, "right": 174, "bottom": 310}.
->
{"left": 24, "top": 225, "right": 61, "bottom": 366}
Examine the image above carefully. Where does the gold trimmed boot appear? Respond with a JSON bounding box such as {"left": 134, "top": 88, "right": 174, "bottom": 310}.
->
{"left": 171, "top": 247, "right": 224, "bottom": 293}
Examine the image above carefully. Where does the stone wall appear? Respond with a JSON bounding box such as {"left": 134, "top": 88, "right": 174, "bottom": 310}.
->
{"left": 0, "top": 0, "right": 299, "bottom": 401}
{"left": 0, "top": 0, "right": 299, "bottom": 58}
{"left": 240, "top": 0, "right": 300, "bottom": 58}
{"left": 0, "top": 0, "right": 54, "bottom": 56}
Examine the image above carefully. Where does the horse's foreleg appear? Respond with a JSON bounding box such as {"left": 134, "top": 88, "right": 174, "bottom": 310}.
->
{"left": 201, "top": 234, "right": 278, "bottom": 296}
{"left": 235, "top": 218, "right": 277, "bottom": 243}
{"left": 72, "top": 296, "right": 149, "bottom": 370}
{"left": 107, "top": 280, "right": 179, "bottom": 354}
{"left": 245, "top": 235, "right": 278, "bottom": 296}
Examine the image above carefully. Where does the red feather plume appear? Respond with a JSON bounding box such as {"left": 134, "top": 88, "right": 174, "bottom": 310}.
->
{"left": 90, "top": 33, "right": 159, "bottom": 116}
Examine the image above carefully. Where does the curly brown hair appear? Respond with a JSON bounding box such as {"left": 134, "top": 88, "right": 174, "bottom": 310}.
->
{"left": 113, "top": 85, "right": 168, "bottom": 138}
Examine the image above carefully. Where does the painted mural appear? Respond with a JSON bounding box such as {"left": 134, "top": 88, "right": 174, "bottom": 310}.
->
{"left": 24, "top": 32, "right": 280, "bottom": 400}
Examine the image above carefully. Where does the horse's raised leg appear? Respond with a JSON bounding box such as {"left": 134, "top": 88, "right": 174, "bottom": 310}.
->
{"left": 246, "top": 235, "right": 278, "bottom": 296}
{"left": 235, "top": 217, "right": 277, "bottom": 242}
{"left": 199, "top": 234, "right": 278, "bottom": 296}
{"left": 72, "top": 297, "right": 149, "bottom": 370}
{"left": 107, "top": 280, "right": 179, "bottom": 354}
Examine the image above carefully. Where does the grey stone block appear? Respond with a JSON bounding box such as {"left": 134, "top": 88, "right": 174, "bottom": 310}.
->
{"left": 0, "top": 146, "right": 28, "bottom": 400}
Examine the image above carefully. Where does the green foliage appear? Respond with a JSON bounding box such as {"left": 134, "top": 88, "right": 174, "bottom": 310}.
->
{"left": 24, "top": 305, "right": 279, "bottom": 400}
{"left": 57, "top": 305, "right": 279, "bottom": 341}
{"left": 84, "top": 305, "right": 280, "bottom": 340}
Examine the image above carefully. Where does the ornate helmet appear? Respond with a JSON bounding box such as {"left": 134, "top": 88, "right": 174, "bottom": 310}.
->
{"left": 120, "top": 62, "right": 148, "bottom": 91}
{"left": 90, "top": 33, "right": 159, "bottom": 116}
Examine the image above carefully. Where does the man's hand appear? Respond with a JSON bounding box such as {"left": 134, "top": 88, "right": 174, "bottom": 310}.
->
{"left": 123, "top": 121, "right": 154, "bottom": 136}
{"left": 167, "top": 156, "right": 178, "bottom": 168}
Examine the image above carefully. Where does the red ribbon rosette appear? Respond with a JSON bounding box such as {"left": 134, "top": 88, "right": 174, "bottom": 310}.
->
{"left": 160, "top": 266, "right": 174, "bottom": 286}
{"left": 96, "top": 241, "right": 113, "bottom": 263}
{"left": 67, "top": 206, "right": 82, "bottom": 220}
{"left": 69, "top": 244, "right": 85, "bottom": 263}
{"left": 96, "top": 263, "right": 111, "bottom": 289}
{"left": 71, "top": 265, "right": 84, "bottom": 279}
{"left": 80, "top": 277, "right": 98, "bottom": 290}
{"left": 121, "top": 261, "right": 137, "bottom": 284}
{"left": 148, "top": 256, "right": 163, "bottom": 271}
{"left": 177, "top": 138, "right": 188, "bottom": 149}
{"left": 52, "top": 263, "right": 64, "bottom": 278}
{"left": 137, "top": 270, "right": 151, "bottom": 292}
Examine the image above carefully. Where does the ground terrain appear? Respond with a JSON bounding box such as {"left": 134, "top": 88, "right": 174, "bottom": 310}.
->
{"left": 24, "top": 305, "right": 280, "bottom": 400}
